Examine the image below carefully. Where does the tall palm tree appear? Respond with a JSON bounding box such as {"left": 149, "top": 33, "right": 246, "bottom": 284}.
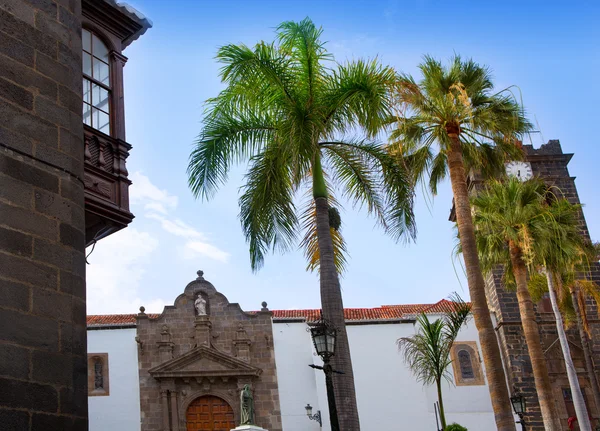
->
{"left": 472, "top": 177, "right": 571, "bottom": 430}
{"left": 187, "top": 18, "right": 415, "bottom": 430}
{"left": 397, "top": 295, "right": 471, "bottom": 430}
{"left": 389, "top": 55, "right": 530, "bottom": 431}
{"left": 531, "top": 241, "right": 600, "bottom": 420}
{"left": 568, "top": 273, "right": 600, "bottom": 415}
{"left": 539, "top": 198, "right": 593, "bottom": 430}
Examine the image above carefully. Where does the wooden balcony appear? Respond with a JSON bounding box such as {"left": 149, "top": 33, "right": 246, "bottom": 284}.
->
{"left": 84, "top": 125, "right": 134, "bottom": 246}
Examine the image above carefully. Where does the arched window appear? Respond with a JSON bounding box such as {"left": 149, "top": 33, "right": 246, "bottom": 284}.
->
{"left": 82, "top": 29, "right": 111, "bottom": 135}
{"left": 87, "top": 353, "right": 109, "bottom": 396}
{"left": 458, "top": 349, "right": 475, "bottom": 379}
{"left": 93, "top": 357, "right": 104, "bottom": 390}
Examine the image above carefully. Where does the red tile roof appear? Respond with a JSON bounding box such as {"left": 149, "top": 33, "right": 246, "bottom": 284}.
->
{"left": 87, "top": 299, "right": 468, "bottom": 327}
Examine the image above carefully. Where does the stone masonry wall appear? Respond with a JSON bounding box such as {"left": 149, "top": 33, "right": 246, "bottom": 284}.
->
{"left": 137, "top": 273, "right": 283, "bottom": 431}
{"left": 0, "top": 0, "right": 87, "bottom": 429}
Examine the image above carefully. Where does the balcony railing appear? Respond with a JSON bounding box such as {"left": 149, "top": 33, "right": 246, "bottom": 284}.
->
{"left": 84, "top": 125, "right": 134, "bottom": 246}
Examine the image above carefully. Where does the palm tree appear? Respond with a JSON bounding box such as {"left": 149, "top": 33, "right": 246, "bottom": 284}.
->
{"left": 397, "top": 294, "right": 471, "bottom": 430}
{"left": 540, "top": 198, "right": 593, "bottom": 430}
{"left": 472, "top": 177, "right": 573, "bottom": 430}
{"left": 187, "top": 18, "right": 415, "bottom": 430}
{"left": 568, "top": 273, "right": 600, "bottom": 415}
{"left": 531, "top": 241, "right": 600, "bottom": 421}
{"left": 389, "top": 55, "right": 530, "bottom": 431}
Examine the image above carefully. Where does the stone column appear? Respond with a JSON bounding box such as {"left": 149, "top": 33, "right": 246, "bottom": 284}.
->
{"left": 234, "top": 324, "right": 251, "bottom": 362}
{"left": 0, "top": 1, "right": 87, "bottom": 429}
{"left": 157, "top": 325, "right": 174, "bottom": 362}
{"left": 170, "top": 390, "right": 179, "bottom": 431}
{"left": 161, "top": 390, "right": 170, "bottom": 431}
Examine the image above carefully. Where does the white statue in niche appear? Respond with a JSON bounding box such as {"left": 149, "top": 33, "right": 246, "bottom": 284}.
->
{"left": 195, "top": 293, "right": 207, "bottom": 316}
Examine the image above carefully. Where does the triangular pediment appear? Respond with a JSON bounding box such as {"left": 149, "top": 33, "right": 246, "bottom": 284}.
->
{"left": 148, "top": 346, "right": 262, "bottom": 380}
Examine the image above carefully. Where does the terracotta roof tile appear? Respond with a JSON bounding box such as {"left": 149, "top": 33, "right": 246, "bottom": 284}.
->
{"left": 87, "top": 300, "right": 469, "bottom": 327}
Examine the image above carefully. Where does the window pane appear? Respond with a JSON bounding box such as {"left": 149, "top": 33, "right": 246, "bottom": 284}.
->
{"left": 92, "top": 108, "right": 110, "bottom": 135}
{"left": 92, "top": 34, "right": 109, "bottom": 63}
{"left": 91, "top": 84, "right": 109, "bottom": 113}
{"left": 458, "top": 350, "right": 474, "bottom": 379}
{"left": 93, "top": 58, "right": 110, "bottom": 85}
{"left": 83, "top": 79, "right": 91, "bottom": 104}
{"left": 83, "top": 103, "right": 92, "bottom": 126}
{"left": 94, "top": 359, "right": 104, "bottom": 390}
{"left": 82, "top": 52, "right": 92, "bottom": 77}
{"left": 82, "top": 29, "right": 91, "bottom": 53}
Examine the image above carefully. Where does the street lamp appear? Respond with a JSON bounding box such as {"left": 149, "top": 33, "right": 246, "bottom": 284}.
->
{"left": 510, "top": 393, "right": 526, "bottom": 430}
{"left": 308, "top": 318, "right": 341, "bottom": 431}
{"left": 305, "top": 403, "right": 322, "bottom": 427}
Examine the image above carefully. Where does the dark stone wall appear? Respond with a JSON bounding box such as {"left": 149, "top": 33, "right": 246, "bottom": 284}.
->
{"left": 0, "top": 0, "right": 87, "bottom": 429}
{"left": 484, "top": 140, "right": 600, "bottom": 430}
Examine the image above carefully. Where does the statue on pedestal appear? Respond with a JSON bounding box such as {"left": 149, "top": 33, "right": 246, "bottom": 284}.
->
{"left": 195, "top": 293, "right": 207, "bottom": 316}
{"left": 240, "top": 384, "right": 255, "bottom": 425}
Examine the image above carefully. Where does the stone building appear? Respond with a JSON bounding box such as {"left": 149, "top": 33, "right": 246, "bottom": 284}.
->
{"left": 0, "top": 0, "right": 149, "bottom": 429}
{"left": 88, "top": 274, "right": 501, "bottom": 431}
{"left": 136, "top": 271, "right": 282, "bottom": 431}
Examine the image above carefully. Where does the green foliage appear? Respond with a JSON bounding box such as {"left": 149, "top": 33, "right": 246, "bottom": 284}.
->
{"left": 397, "top": 294, "right": 471, "bottom": 386}
{"left": 446, "top": 423, "right": 468, "bottom": 431}
{"left": 188, "top": 17, "right": 416, "bottom": 272}
{"left": 472, "top": 177, "right": 581, "bottom": 275}
{"left": 389, "top": 55, "right": 532, "bottom": 195}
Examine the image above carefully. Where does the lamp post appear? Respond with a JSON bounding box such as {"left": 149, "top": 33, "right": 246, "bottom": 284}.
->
{"left": 305, "top": 403, "right": 322, "bottom": 427}
{"left": 308, "top": 319, "right": 341, "bottom": 431}
{"left": 510, "top": 393, "right": 527, "bottom": 431}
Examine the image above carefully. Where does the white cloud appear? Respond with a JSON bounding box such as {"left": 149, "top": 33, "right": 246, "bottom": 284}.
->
{"left": 86, "top": 228, "right": 167, "bottom": 314}
{"left": 146, "top": 213, "right": 206, "bottom": 239}
{"left": 130, "top": 171, "right": 178, "bottom": 210}
{"left": 144, "top": 201, "right": 169, "bottom": 215}
{"left": 184, "top": 241, "right": 230, "bottom": 263}
{"left": 132, "top": 172, "right": 230, "bottom": 263}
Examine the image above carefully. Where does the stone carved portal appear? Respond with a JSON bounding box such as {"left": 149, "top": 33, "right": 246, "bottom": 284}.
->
{"left": 136, "top": 271, "right": 282, "bottom": 431}
{"left": 186, "top": 395, "right": 235, "bottom": 431}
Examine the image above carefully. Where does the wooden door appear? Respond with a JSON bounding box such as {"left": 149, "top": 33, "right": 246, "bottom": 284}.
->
{"left": 186, "top": 395, "right": 235, "bottom": 431}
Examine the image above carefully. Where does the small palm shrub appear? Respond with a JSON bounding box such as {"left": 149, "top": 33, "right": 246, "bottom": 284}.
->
{"left": 446, "top": 424, "right": 467, "bottom": 431}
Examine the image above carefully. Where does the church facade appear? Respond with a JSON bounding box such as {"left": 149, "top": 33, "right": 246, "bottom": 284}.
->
{"left": 87, "top": 278, "right": 499, "bottom": 431}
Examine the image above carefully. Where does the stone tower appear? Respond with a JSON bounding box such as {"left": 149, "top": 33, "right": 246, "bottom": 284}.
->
{"left": 0, "top": 1, "right": 149, "bottom": 429}
{"left": 482, "top": 140, "right": 600, "bottom": 430}
{"left": 0, "top": 1, "right": 88, "bottom": 429}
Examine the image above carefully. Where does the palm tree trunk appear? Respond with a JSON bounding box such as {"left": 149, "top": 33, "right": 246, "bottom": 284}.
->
{"left": 571, "top": 284, "right": 600, "bottom": 414}
{"left": 545, "top": 268, "right": 592, "bottom": 430}
{"left": 313, "top": 152, "right": 361, "bottom": 431}
{"left": 436, "top": 378, "right": 447, "bottom": 430}
{"left": 509, "top": 243, "right": 562, "bottom": 430}
{"left": 446, "top": 136, "right": 516, "bottom": 431}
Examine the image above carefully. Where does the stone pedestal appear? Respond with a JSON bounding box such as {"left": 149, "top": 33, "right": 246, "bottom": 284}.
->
{"left": 194, "top": 315, "right": 212, "bottom": 347}
{"left": 231, "top": 426, "right": 268, "bottom": 431}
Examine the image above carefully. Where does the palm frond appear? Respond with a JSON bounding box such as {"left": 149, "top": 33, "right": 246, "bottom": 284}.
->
{"left": 390, "top": 55, "right": 532, "bottom": 195}
{"left": 239, "top": 145, "right": 298, "bottom": 271}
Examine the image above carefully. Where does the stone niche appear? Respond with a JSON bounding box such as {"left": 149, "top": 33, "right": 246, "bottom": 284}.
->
{"left": 136, "top": 271, "right": 282, "bottom": 431}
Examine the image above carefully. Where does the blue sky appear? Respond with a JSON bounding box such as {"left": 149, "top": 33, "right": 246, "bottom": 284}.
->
{"left": 86, "top": 0, "right": 600, "bottom": 314}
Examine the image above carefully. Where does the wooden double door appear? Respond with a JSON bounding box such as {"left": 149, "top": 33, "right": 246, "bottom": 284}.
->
{"left": 186, "top": 395, "right": 236, "bottom": 431}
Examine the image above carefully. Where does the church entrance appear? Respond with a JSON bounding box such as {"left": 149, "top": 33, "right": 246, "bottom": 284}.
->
{"left": 186, "top": 395, "right": 236, "bottom": 431}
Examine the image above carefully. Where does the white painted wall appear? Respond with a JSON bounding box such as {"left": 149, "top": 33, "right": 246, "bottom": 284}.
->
{"left": 274, "top": 317, "right": 497, "bottom": 431}
{"left": 88, "top": 328, "right": 141, "bottom": 431}
{"left": 273, "top": 321, "right": 324, "bottom": 431}
{"left": 87, "top": 315, "right": 499, "bottom": 431}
